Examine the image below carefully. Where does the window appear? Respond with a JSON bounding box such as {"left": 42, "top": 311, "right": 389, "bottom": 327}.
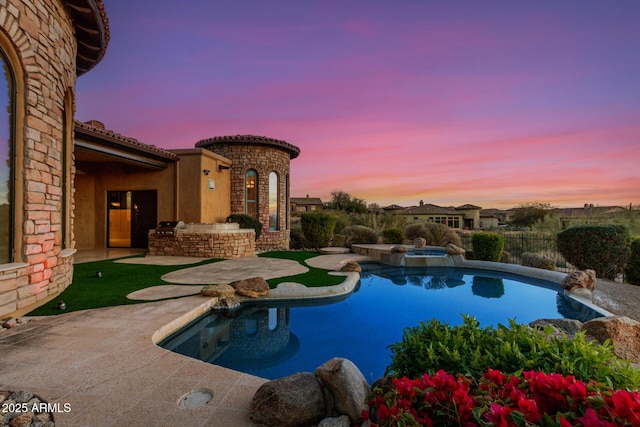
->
{"left": 0, "top": 49, "right": 14, "bottom": 263}
{"left": 245, "top": 170, "right": 257, "bottom": 217}
{"left": 268, "top": 172, "right": 278, "bottom": 231}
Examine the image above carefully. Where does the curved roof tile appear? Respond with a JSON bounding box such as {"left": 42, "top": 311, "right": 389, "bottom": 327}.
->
{"left": 195, "top": 134, "right": 301, "bottom": 159}
{"left": 62, "top": 0, "right": 110, "bottom": 75}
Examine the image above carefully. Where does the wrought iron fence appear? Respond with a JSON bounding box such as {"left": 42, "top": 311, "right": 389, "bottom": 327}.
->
{"left": 456, "top": 231, "right": 576, "bottom": 273}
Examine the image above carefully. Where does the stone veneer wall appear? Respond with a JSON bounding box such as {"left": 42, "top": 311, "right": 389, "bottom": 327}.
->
{"left": 148, "top": 230, "right": 256, "bottom": 258}
{"left": 203, "top": 143, "right": 291, "bottom": 251}
{"left": 0, "top": 1, "right": 78, "bottom": 317}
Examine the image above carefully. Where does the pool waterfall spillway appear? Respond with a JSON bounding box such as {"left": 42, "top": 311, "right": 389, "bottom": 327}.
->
{"left": 148, "top": 222, "right": 256, "bottom": 258}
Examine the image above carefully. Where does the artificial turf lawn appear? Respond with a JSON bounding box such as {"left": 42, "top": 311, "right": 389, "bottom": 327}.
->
{"left": 27, "top": 256, "right": 222, "bottom": 316}
{"left": 258, "top": 251, "right": 345, "bottom": 288}
{"left": 28, "top": 251, "right": 346, "bottom": 315}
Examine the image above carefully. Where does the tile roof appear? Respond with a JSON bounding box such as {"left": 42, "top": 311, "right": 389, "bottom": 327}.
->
{"left": 291, "top": 197, "right": 323, "bottom": 205}
{"left": 400, "top": 203, "right": 462, "bottom": 216}
{"left": 74, "top": 120, "right": 178, "bottom": 160}
{"left": 196, "top": 135, "right": 301, "bottom": 159}
{"left": 63, "top": 0, "right": 110, "bottom": 75}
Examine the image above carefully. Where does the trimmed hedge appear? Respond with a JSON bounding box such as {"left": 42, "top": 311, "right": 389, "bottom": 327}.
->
{"left": 625, "top": 238, "right": 640, "bottom": 285}
{"left": 342, "top": 225, "right": 379, "bottom": 247}
{"left": 471, "top": 232, "right": 504, "bottom": 261}
{"left": 557, "top": 224, "right": 631, "bottom": 280}
{"left": 300, "top": 212, "right": 337, "bottom": 248}
{"left": 382, "top": 228, "right": 404, "bottom": 244}
{"left": 227, "top": 214, "right": 262, "bottom": 241}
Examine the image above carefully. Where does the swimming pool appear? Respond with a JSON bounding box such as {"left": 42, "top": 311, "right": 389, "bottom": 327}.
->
{"left": 160, "top": 264, "right": 602, "bottom": 381}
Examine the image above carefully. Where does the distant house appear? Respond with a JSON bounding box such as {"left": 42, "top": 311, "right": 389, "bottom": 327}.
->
{"left": 291, "top": 196, "right": 323, "bottom": 212}
{"left": 552, "top": 204, "right": 629, "bottom": 228}
{"left": 381, "top": 204, "right": 407, "bottom": 214}
{"left": 398, "top": 201, "right": 482, "bottom": 229}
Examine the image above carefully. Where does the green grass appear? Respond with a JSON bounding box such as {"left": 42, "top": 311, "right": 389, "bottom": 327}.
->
{"left": 258, "top": 251, "right": 346, "bottom": 288}
{"left": 29, "top": 251, "right": 347, "bottom": 315}
{"left": 28, "top": 256, "right": 222, "bottom": 316}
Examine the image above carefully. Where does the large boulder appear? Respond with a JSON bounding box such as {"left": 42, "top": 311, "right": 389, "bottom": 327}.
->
{"left": 581, "top": 316, "right": 640, "bottom": 364}
{"left": 200, "top": 284, "right": 236, "bottom": 298}
{"left": 529, "top": 318, "right": 583, "bottom": 339}
{"left": 315, "top": 358, "right": 370, "bottom": 424}
{"left": 340, "top": 262, "right": 361, "bottom": 273}
{"left": 445, "top": 242, "right": 465, "bottom": 256}
{"left": 318, "top": 415, "right": 351, "bottom": 427}
{"left": 414, "top": 237, "right": 426, "bottom": 248}
{"left": 250, "top": 372, "right": 326, "bottom": 427}
{"left": 562, "top": 269, "right": 597, "bottom": 291}
{"left": 229, "top": 276, "right": 269, "bottom": 298}
{"left": 390, "top": 245, "right": 407, "bottom": 254}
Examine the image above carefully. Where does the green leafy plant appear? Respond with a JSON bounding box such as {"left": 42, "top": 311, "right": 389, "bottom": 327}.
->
{"left": 227, "top": 213, "right": 262, "bottom": 241}
{"left": 289, "top": 227, "right": 306, "bottom": 249}
{"left": 341, "top": 225, "right": 379, "bottom": 247}
{"left": 332, "top": 234, "right": 346, "bottom": 247}
{"left": 625, "top": 238, "right": 640, "bottom": 285}
{"left": 557, "top": 224, "right": 631, "bottom": 280}
{"left": 386, "top": 315, "right": 640, "bottom": 390}
{"left": 471, "top": 232, "right": 504, "bottom": 261}
{"left": 300, "top": 211, "right": 337, "bottom": 248}
{"left": 382, "top": 228, "right": 404, "bottom": 244}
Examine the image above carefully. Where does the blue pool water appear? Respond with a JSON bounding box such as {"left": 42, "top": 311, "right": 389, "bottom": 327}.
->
{"left": 160, "top": 264, "right": 602, "bottom": 381}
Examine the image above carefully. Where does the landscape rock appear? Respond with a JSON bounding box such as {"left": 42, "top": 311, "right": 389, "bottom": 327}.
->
{"left": 581, "top": 316, "right": 640, "bottom": 364}
{"left": 318, "top": 415, "right": 351, "bottom": 427}
{"left": 414, "top": 237, "right": 426, "bottom": 248}
{"left": 213, "top": 296, "right": 240, "bottom": 311}
{"left": 230, "top": 277, "right": 269, "bottom": 298}
{"left": 200, "top": 284, "right": 236, "bottom": 298}
{"left": 390, "top": 245, "right": 407, "bottom": 253}
{"left": 529, "top": 318, "right": 583, "bottom": 339}
{"left": 445, "top": 242, "right": 465, "bottom": 256}
{"left": 340, "top": 262, "right": 361, "bottom": 273}
{"left": 315, "top": 357, "right": 370, "bottom": 424}
{"left": 562, "top": 269, "right": 597, "bottom": 291}
{"left": 249, "top": 372, "right": 326, "bottom": 427}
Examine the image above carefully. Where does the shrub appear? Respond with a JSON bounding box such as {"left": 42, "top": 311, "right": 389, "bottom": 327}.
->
{"left": 289, "top": 227, "right": 306, "bottom": 249}
{"left": 386, "top": 315, "right": 640, "bottom": 390}
{"left": 382, "top": 228, "right": 403, "bottom": 244}
{"left": 557, "top": 224, "right": 631, "bottom": 280}
{"left": 500, "top": 250, "right": 511, "bottom": 263}
{"left": 300, "top": 212, "right": 337, "bottom": 248}
{"left": 521, "top": 252, "right": 556, "bottom": 270}
{"left": 226, "top": 214, "right": 262, "bottom": 241}
{"left": 341, "top": 225, "right": 378, "bottom": 247}
{"left": 332, "top": 234, "right": 346, "bottom": 247}
{"left": 625, "top": 238, "right": 640, "bottom": 285}
{"left": 364, "top": 370, "right": 640, "bottom": 427}
{"left": 471, "top": 232, "right": 504, "bottom": 261}
{"left": 403, "top": 223, "right": 461, "bottom": 247}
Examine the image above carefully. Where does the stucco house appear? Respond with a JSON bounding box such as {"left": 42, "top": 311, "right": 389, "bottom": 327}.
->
{"left": 1, "top": 1, "right": 301, "bottom": 318}
{"left": 399, "top": 202, "right": 482, "bottom": 229}
{"left": 1, "top": 0, "right": 109, "bottom": 318}
{"left": 291, "top": 196, "right": 323, "bottom": 212}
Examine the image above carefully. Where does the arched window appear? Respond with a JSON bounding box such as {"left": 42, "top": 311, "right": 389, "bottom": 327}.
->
{"left": 245, "top": 170, "right": 258, "bottom": 217}
{"left": 0, "top": 48, "right": 14, "bottom": 263}
{"left": 268, "top": 172, "right": 278, "bottom": 231}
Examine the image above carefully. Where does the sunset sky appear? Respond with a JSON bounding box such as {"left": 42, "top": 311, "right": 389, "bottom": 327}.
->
{"left": 75, "top": 1, "right": 640, "bottom": 209}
